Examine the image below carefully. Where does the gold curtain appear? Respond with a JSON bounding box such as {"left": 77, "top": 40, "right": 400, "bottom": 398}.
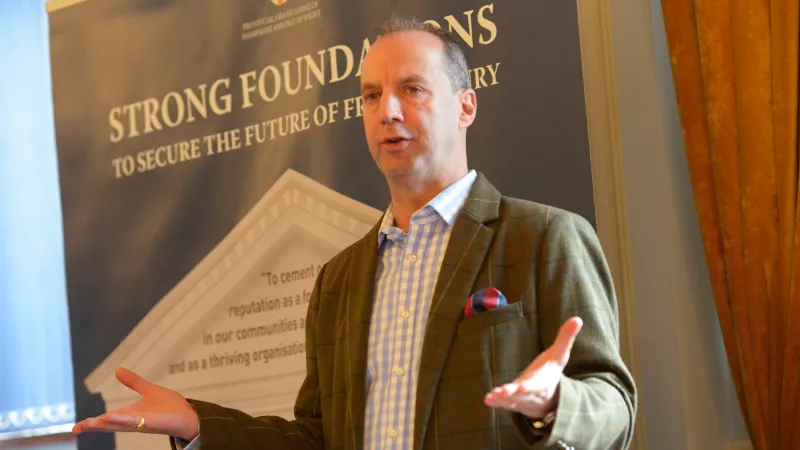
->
{"left": 661, "top": 0, "right": 800, "bottom": 448}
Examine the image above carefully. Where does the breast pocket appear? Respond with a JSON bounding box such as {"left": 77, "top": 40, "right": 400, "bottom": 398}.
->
{"left": 457, "top": 301, "right": 524, "bottom": 335}
{"left": 436, "top": 302, "right": 535, "bottom": 440}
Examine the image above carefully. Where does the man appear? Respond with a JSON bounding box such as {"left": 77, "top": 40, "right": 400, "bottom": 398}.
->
{"left": 73, "top": 17, "right": 636, "bottom": 450}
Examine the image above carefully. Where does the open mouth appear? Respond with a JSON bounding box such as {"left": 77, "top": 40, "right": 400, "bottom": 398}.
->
{"left": 383, "top": 136, "right": 408, "bottom": 144}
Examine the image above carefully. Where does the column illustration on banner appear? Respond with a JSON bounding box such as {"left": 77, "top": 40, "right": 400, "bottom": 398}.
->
{"left": 82, "top": 169, "right": 381, "bottom": 450}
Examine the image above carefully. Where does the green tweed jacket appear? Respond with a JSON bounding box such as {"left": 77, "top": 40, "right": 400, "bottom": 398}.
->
{"left": 176, "top": 173, "right": 637, "bottom": 449}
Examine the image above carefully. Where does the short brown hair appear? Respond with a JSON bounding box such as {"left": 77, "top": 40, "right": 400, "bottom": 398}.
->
{"left": 375, "top": 15, "right": 471, "bottom": 92}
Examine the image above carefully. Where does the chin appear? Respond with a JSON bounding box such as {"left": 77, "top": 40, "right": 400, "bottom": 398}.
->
{"left": 378, "top": 158, "right": 412, "bottom": 175}
{"left": 381, "top": 167, "right": 410, "bottom": 179}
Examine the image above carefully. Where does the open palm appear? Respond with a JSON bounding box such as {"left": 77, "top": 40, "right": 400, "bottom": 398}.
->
{"left": 72, "top": 368, "right": 199, "bottom": 441}
{"left": 484, "top": 317, "right": 583, "bottom": 419}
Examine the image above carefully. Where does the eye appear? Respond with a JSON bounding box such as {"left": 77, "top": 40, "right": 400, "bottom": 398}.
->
{"left": 406, "top": 86, "right": 423, "bottom": 95}
{"left": 363, "top": 92, "right": 380, "bottom": 102}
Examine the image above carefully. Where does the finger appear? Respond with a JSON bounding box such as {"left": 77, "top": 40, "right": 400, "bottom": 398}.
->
{"left": 484, "top": 382, "right": 521, "bottom": 405}
{"left": 72, "top": 418, "right": 95, "bottom": 434}
{"left": 484, "top": 390, "right": 516, "bottom": 409}
{"left": 486, "top": 383, "right": 521, "bottom": 398}
{"left": 72, "top": 413, "right": 141, "bottom": 434}
{"left": 115, "top": 367, "right": 151, "bottom": 395}
{"left": 73, "top": 417, "right": 108, "bottom": 434}
{"left": 484, "top": 388, "right": 534, "bottom": 410}
{"left": 549, "top": 317, "right": 583, "bottom": 366}
{"left": 485, "top": 387, "right": 507, "bottom": 403}
{"left": 103, "top": 412, "right": 142, "bottom": 429}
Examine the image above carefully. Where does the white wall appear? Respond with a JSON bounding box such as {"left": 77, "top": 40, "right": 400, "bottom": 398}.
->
{"left": 604, "top": 0, "right": 751, "bottom": 448}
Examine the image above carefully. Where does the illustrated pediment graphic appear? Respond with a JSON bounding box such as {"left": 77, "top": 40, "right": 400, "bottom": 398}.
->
{"left": 84, "top": 169, "right": 381, "bottom": 449}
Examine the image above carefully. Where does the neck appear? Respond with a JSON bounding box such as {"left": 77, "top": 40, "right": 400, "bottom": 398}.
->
{"left": 388, "top": 168, "right": 468, "bottom": 232}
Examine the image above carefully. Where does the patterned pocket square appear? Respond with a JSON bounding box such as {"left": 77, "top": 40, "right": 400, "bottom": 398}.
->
{"left": 464, "top": 286, "right": 509, "bottom": 318}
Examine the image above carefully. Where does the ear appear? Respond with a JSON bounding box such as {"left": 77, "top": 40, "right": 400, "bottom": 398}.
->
{"left": 458, "top": 88, "right": 477, "bottom": 129}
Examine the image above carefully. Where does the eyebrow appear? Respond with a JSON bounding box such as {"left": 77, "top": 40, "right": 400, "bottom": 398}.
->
{"left": 397, "top": 75, "right": 427, "bottom": 86}
{"left": 361, "top": 82, "right": 380, "bottom": 94}
{"left": 360, "top": 76, "right": 429, "bottom": 94}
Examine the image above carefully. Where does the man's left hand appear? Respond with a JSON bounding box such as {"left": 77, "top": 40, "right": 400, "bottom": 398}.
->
{"left": 484, "top": 317, "right": 583, "bottom": 419}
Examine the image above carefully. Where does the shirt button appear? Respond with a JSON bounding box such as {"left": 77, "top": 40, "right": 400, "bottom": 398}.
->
{"left": 389, "top": 428, "right": 399, "bottom": 438}
{"left": 395, "top": 367, "right": 404, "bottom": 376}
{"left": 408, "top": 254, "right": 417, "bottom": 262}
{"left": 401, "top": 310, "right": 410, "bottom": 319}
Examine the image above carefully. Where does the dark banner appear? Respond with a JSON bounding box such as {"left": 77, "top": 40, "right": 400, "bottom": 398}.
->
{"left": 48, "top": 0, "right": 593, "bottom": 448}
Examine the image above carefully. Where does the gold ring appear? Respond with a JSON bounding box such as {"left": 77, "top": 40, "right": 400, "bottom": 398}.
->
{"left": 135, "top": 416, "right": 146, "bottom": 432}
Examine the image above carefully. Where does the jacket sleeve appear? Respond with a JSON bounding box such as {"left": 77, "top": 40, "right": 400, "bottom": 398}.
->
{"left": 512, "top": 209, "right": 637, "bottom": 449}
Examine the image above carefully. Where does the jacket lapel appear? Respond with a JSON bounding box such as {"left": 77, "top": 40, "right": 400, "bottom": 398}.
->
{"left": 344, "top": 219, "right": 381, "bottom": 449}
{"left": 413, "top": 174, "right": 501, "bottom": 450}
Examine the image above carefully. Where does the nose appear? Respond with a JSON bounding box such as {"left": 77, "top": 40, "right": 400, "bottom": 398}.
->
{"left": 379, "top": 93, "right": 403, "bottom": 124}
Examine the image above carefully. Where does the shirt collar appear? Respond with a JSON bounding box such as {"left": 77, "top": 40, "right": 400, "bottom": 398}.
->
{"left": 377, "top": 170, "right": 477, "bottom": 248}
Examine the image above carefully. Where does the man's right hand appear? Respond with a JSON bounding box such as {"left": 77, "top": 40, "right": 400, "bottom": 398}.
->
{"left": 72, "top": 368, "right": 200, "bottom": 441}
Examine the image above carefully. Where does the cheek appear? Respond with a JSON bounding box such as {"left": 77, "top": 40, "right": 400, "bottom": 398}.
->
{"left": 407, "top": 108, "right": 432, "bottom": 134}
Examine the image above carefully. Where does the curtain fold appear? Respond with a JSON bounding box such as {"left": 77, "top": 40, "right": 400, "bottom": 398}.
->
{"left": 661, "top": 0, "right": 800, "bottom": 448}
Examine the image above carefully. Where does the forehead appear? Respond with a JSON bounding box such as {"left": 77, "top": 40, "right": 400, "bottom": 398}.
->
{"left": 361, "top": 31, "right": 447, "bottom": 84}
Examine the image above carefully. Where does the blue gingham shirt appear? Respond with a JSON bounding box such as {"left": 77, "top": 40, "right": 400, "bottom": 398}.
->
{"left": 180, "top": 170, "right": 477, "bottom": 450}
{"left": 364, "top": 170, "right": 477, "bottom": 450}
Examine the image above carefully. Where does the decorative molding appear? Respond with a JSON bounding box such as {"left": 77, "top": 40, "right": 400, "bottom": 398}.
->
{"left": 576, "top": 0, "right": 646, "bottom": 449}
{"left": 80, "top": 169, "right": 381, "bottom": 450}
{"left": 0, "top": 424, "right": 75, "bottom": 441}
{"left": 85, "top": 169, "right": 380, "bottom": 395}
{"left": 0, "top": 404, "right": 75, "bottom": 436}
{"left": 46, "top": 0, "right": 88, "bottom": 13}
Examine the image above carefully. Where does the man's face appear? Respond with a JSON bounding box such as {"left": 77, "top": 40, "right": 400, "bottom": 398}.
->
{"left": 360, "top": 31, "right": 468, "bottom": 183}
